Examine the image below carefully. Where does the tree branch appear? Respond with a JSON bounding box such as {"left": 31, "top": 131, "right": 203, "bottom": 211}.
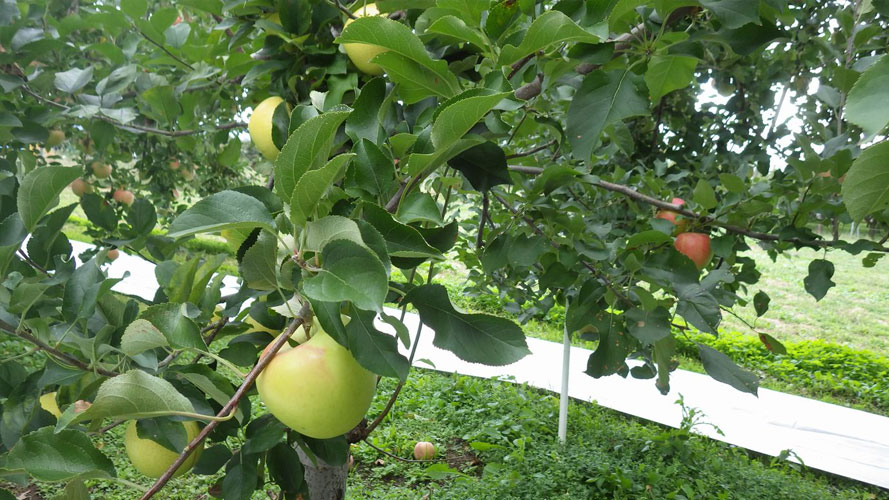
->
{"left": 135, "top": 27, "right": 194, "bottom": 70}
{"left": 507, "top": 52, "right": 540, "bottom": 79}
{"left": 506, "top": 165, "right": 889, "bottom": 253}
{"left": 330, "top": 0, "right": 357, "bottom": 19}
{"left": 0, "top": 321, "right": 119, "bottom": 377}
{"left": 140, "top": 304, "right": 311, "bottom": 500}
{"left": 17, "top": 84, "right": 245, "bottom": 137}
{"left": 506, "top": 139, "right": 557, "bottom": 159}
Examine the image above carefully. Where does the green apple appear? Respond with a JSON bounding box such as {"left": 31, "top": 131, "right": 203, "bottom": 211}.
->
{"left": 257, "top": 327, "right": 376, "bottom": 439}
{"left": 717, "top": 80, "right": 735, "bottom": 97}
{"left": 248, "top": 96, "right": 287, "bottom": 161}
{"left": 45, "top": 129, "right": 65, "bottom": 147}
{"left": 39, "top": 392, "right": 61, "bottom": 418}
{"left": 125, "top": 420, "right": 202, "bottom": 478}
{"left": 91, "top": 161, "right": 112, "bottom": 179}
{"left": 342, "top": 3, "right": 388, "bottom": 76}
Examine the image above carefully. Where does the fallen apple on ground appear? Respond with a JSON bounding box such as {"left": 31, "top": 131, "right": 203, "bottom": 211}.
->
{"left": 413, "top": 441, "right": 435, "bottom": 460}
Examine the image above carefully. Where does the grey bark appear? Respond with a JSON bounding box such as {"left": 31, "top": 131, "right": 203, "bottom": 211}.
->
{"left": 296, "top": 446, "right": 348, "bottom": 500}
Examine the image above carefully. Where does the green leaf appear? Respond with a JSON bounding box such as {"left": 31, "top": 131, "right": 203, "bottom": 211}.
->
{"left": 53, "top": 67, "right": 93, "bottom": 94}
{"left": 62, "top": 259, "right": 105, "bottom": 322}
{"left": 841, "top": 141, "right": 889, "bottom": 221}
{"left": 499, "top": 10, "right": 601, "bottom": 65}
{"left": 142, "top": 85, "right": 181, "bottom": 125}
{"left": 719, "top": 173, "right": 746, "bottom": 193}
{"left": 120, "top": 0, "right": 148, "bottom": 18}
{"left": 345, "top": 78, "right": 386, "bottom": 144}
{"left": 432, "top": 92, "right": 510, "bottom": 150}
{"left": 693, "top": 179, "right": 718, "bottom": 210}
{"left": 753, "top": 290, "right": 770, "bottom": 317}
{"left": 347, "top": 139, "right": 395, "bottom": 198}
{"left": 644, "top": 55, "right": 698, "bottom": 101}
{"left": 757, "top": 333, "right": 786, "bottom": 354}
{"left": 405, "top": 284, "right": 530, "bottom": 366}
{"left": 567, "top": 70, "right": 648, "bottom": 162}
{"left": 803, "top": 259, "right": 835, "bottom": 301}
{"left": 57, "top": 370, "right": 196, "bottom": 430}
{"left": 140, "top": 303, "right": 206, "bottom": 349}
{"left": 447, "top": 141, "right": 511, "bottom": 192}
{"left": 311, "top": 300, "right": 410, "bottom": 379}
{"left": 239, "top": 231, "right": 279, "bottom": 291}
{"left": 624, "top": 307, "right": 671, "bottom": 345}
{"left": 7, "top": 428, "right": 115, "bottom": 481}
{"left": 121, "top": 319, "right": 169, "bottom": 357}
{"left": 17, "top": 166, "right": 82, "bottom": 231}
{"left": 167, "top": 190, "right": 276, "bottom": 238}
{"left": 362, "top": 203, "right": 441, "bottom": 258}
{"left": 337, "top": 17, "right": 460, "bottom": 98}
{"left": 426, "top": 15, "right": 487, "bottom": 49}
{"left": 302, "top": 215, "right": 365, "bottom": 253}
{"left": 274, "top": 110, "right": 351, "bottom": 202}
{"left": 675, "top": 283, "right": 721, "bottom": 334}
{"left": 585, "top": 326, "right": 633, "bottom": 378}
{"left": 697, "top": 343, "right": 759, "bottom": 395}
{"left": 267, "top": 443, "right": 304, "bottom": 496}
{"left": 291, "top": 154, "right": 353, "bottom": 226}
{"left": 370, "top": 52, "right": 452, "bottom": 104}
{"left": 699, "top": 0, "right": 761, "bottom": 29}
{"left": 302, "top": 239, "right": 388, "bottom": 311}
{"left": 396, "top": 191, "right": 443, "bottom": 226}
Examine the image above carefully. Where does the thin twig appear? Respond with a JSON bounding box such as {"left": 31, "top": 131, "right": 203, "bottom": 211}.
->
{"left": 140, "top": 305, "right": 311, "bottom": 500}
{"left": 476, "top": 192, "right": 489, "bottom": 249}
{"left": 505, "top": 139, "right": 557, "bottom": 159}
{"left": 17, "top": 250, "right": 49, "bottom": 276}
{"left": 0, "top": 321, "right": 119, "bottom": 377}
{"left": 330, "top": 0, "right": 357, "bottom": 19}
{"left": 135, "top": 27, "right": 194, "bottom": 70}
{"left": 505, "top": 166, "right": 889, "bottom": 253}
{"left": 507, "top": 52, "right": 539, "bottom": 79}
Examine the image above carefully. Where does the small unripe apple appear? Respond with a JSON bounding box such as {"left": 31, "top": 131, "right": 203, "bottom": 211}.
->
{"left": 342, "top": 4, "right": 388, "bottom": 76}
{"left": 106, "top": 248, "right": 120, "bottom": 261}
{"left": 112, "top": 189, "right": 135, "bottom": 206}
{"left": 169, "top": 159, "right": 180, "bottom": 170}
{"left": 717, "top": 80, "right": 735, "bottom": 97}
{"left": 674, "top": 232, "right": 712, "bottom": 270}
{"left": 257, "top": 327, "right": 376, "bottom": 439}
{"left": 181, "top": 168, "right": 195, "bottom": 181}
{"left": 124, "top": 420, "right": 203, "bottom": 478}
{"left": 248, "top": 96, "right": 287, "bottom": 161}
{"left": 70, "top": 178, "right": 93, "bottom": 197}
{"left": 413, "top": 441, "right": 435, "bottom": 460}
{"left": 39, "top": 392, "right": 62, "bottom": 418}
{"left": 45, "top": 129, "right": 65, "bottom": 147}
{"left": 91, "top": 161, "right": 112, "bottom": 178}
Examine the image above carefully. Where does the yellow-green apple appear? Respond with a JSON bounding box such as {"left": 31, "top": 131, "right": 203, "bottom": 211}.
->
{"left": 413, "top": 441, "right": 435, "bottom": 460}
{"left": 257, "top": 327, "right": 376, "bottom": 439}
{"left": 45, "top": 129, "right": 65, "bottom": 147}
{"left": 717, "top": 79, "right": 735, "bottom": 97}
{"left": 342, "top": 4, "right": 388, "bottom": 75}
{"left": 113, "top": 189, "right": 135, "bottom": 206}
{"left": 248, "top": 96, "right": 287, "bottom": 161}
{"left": 91, "top": 161, "right": 112, "bottom": 178}
{"left": 39, "top": 392, "right": 61, "bottom": 418}
{"left": 69, "top": 178, "right": 93, "bottom": 197}
{"left": 655, "top": 197, "right": 688, "bottom": 233}
{"left": 124, "top": 420, "right": 202, "bottom": 478}
{"left": 674, "top": 232, "right": 712, "bottom": 270}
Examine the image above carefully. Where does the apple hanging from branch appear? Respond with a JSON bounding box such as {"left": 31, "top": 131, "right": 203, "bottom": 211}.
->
{"left": 248, "top": 96, "right": 287, "bottom": 161}
{"left": 124, "top": 420, "right": 203, "bottom": 478}
{"left": 342, "top": 3, "right": 388, "bottom": 76}
{"left": 674, "top": 232, "right": 713, "bottom": 270}
{"left": 655, "top": 197, "right": 689, "bottom": 233}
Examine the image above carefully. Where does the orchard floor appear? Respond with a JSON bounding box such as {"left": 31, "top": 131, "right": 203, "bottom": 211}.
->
{"left": 70, "top": 241, "right": 889, "bottom": 493}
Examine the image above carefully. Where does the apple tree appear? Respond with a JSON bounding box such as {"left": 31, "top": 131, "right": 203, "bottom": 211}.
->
{"left": 0, "top": 0, "right": 887, "bottom": 498}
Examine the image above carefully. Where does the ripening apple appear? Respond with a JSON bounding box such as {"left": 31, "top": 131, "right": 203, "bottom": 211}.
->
{"left": 413, "top": 441, "right": 435, "bottom": 460}
{"left": 45, "top": 129, "right": 65, "bottom": 147}
{"left": 342, "top": 3, "right": 388, "bottom": 75}
{"left": 169, "top": 159, "right": 180, "bottom": 170}
{"left": 248, "top": 96, "right": 287, "bottom": 161}
{"left": 91, "top": 161, "right": 112, "bottom": 178}
{"left": 124, "top": 420, "right": 203, "bottom": 478}
{"left": 655, "top": 197, "right": 689, "bottom": 233}
{"left": 39, "top": 392, "right": 62, "bottom": 418}
{"left": 70, "top": 178, "right": 93, "bottom": 197}
{"left": 112, "top": 189, "right": 135, "bottom": 206}
{"left": 106, "top": 248, "right": 120, "bottom": 261}
{"left": 181, "top": 168, "right": 195, "bottom": 181}
{"left": 674, "top": 232, "right": 712, "bottom": 270}
{"left": 257, "top": 327, "right": 376, "bottom": 439}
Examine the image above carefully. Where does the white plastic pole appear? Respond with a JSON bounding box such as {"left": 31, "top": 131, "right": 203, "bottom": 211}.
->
{"left": 558, "top": 299, "right": 570, "bottom": 444}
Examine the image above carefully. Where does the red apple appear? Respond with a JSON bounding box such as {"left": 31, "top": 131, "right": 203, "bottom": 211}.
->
{"left": 112, "top": 189, "right": 135, "bottom": 206}
{"left": 91, "top": 161, "right": 112, "bottom": 179}
{"left": 655, "top": 197, "right": 688, "bottom": 233}
{"left": 169, "top": 159, "right": 180, "bottom": 170}
{"left": 70, "top": 178, "right": 93, "bottom": 196}
{"left": 107, "top": 249, "right": 120, "bottom": 261}
{"left": 674, "top": 232, "right": 712, "bottom": 270}
{"left": 413, "top": 441, "right": 435, "bottom": 460}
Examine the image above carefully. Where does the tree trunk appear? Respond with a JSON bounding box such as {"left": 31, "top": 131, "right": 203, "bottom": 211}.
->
{"left": 296, "top": 447, "right": 348, "bottom": 500}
